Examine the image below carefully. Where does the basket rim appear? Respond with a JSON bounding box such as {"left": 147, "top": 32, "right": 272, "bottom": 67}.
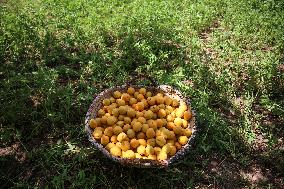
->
{"left": 85, "top": 84, "right": 198, "bottom": 168}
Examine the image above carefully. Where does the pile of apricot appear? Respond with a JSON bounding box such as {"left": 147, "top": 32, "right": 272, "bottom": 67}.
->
{"left": 89, "top": 87, "right": 192, "bottom": 161}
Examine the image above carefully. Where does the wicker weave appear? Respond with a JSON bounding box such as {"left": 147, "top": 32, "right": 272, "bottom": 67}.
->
{"left": 85, "top": 84, "right": 197, "bottom": 168}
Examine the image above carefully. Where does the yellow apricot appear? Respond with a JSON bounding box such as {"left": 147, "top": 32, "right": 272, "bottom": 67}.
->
{"left": 154, "top": 147, "right": 162, "bottom": 155}
{"left": 182, "top": 119, "right": 188, "bottom": 128}
{"left": 150, "top": 105, "right": 159, "bottom": 113}
{"left": 116, "top": 120, "right": 124, "bottom": 127}
{"left": 110, "top": 146, "right": 122, "bottom": 157}
{"left": 156, "top": 119, "right": 164, "bottom": 128}
{"left": 137, "top": 117, "right": 146, "bottom": 124}
{"left": 146, "top": 128, "right": 156, "bottom": 139}
{"left": 139, "top": 88, "right": 146, "bottom": 95}
{"left": 127, "top": 108, "right": 136, "bottom": 118}
{"left": 113, "top": 91, "right": 122, "bottom": 99}
{"left": 120, "top": 141, "right": 130, "bottom": 151}
{"left": 97, "top": 109, "right": 106, "bottom": 117}
{"left": 134, "top": 92, "right": 139, "bottom": 98}
{"left": 183, "top": 110, "right": 192, "bottom": 121}
{"left": 148, "top": 120, "right": 157, "bottom": 130}
{"left": 137, "top": 145, "right": 146, "bottom": 155}
{"left": 133, "top": 122, "right": 142, "bottom": 132}
{"left": 137, "top": 132, "right": 146, "bottom": 139}
{"left": 156, "top": 136, "right": 166, "bottom": 147}
{"left": 183, "top": 128, "right": 192, "bottom": 137}
{"left": 144, "top": 110, "right": 153, "bottom": 120}
{"left": 167, "top": 139, "right": 175, "bottom": 146}
{"left": 112, "top": 108, "right": 119, "bottom": 117}
{"left": 103, "top": 99, "right": 111, "bottom": 106}
{"left": 161, "top": 144, "right": 171, "bottom": 154}
{"left": 89, "top": 118, "right": 100, "bottom": 129}
{"left": 175, "top": 108, "right": 184, "bottom": 118}
{"left": 106, "top": 142, "right": 115, "bottom": 151}
{"left": 169, "top": 145, "right": 177, "bottom": 156}
{"left": 142, "top": 124, "right": 149, "bottom": 133}
{"left": 147, "top": 139, "right": 156, "bottom": 147}
{"left": 106, "top": 116, "right": 117, "bottom": 126}
{"left": 104, "top": 127, "right": 113, "bottom": 137}
{"left": 174, "top": 118, "right": 183, "bottom": 127}
{"left": 138, "top": 139, "right": 147, "bottom": 146}
{"left": 110, "top": 135, "right": 118, "bottom": 143}
{"left": 122, "top": 150, "right": 135, "bottom": 158}
{"left": 145, "top": 145, "right": 154, "bottom": 156}
{"left": 146, "top": 91, "right": 152, "bottom": 97}
{"left": 158, "top": 104, "right": 166, "bottom": 110}
{"left": 127, "top": 87, "right": 135, "bottom": 95}
{"left": 178, "top": 136, "right": 188, "bottom": 145}
{"left": 116, "top": 99, "right": 126, "bottom": 106}
{"left": 156, "top": 96, "right": 164, "bottom": 105}
{"left": 173, "top": 126, "right": 183, "bottom": 135}
{"left": 147, "top": 97, "right": 156, "bottom": 106}
{"left": 127, "top": 129, "right": 135, "bottom": 139}
{"left": 121, "top": 93, "right": 131, "bottom": 102}
{"left": 135, "top": 153, "right": 142, "bottom": 158}
{"left": 158, "top": 109, "right": 167, "bottom": 118}
{"left": 130, "top": 139, "right": 140, "bottom": 149}
{"left": 129, "top": 98, "right": 138, "bottom": 105}
{"left": 117, "top": 132, "right": 127, "bottom": 142}
{"left": 172, "top": 99, "right": 179, "bottom": 107}
{"left": 110, "top": 97, "right": 116, "bottom": 103}
{"left": 164, "top": 96, "right": 173, "bottom": 106}
{"left": 118, "top": 106, "right": 127, "bottom": 115}
{"left": 123, "top": 124, "right": 131, "bottom": 132}
{"left": 118, "top": 115, "right": 125, "bottom": 121}
{"left": 101, "top": 135, "right": 109, "bottom": 146}
{"left": 113, "top": 126, "right": 123, "bottom": 135}
{"left": 93, "top": 129, "right": 103, "bottom": 140}
{"left": 157, "top": 152, "right": 167, "bottom": 160}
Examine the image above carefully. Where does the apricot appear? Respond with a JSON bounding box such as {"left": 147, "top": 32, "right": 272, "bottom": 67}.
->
{"left": 136, "top": 94, "right": 145, "bottom": 101}
{"left": 161, "top": 144, "right": 171, "bottom": 154}
{"left": 183, "top": 110, "right": 192, "bottom": 120}
{"left": 113, "top": 91, "right": 122, "bottom": 99}
{"left": 118, "top": 106, "right": 127, "bottom": 115}
{"left": 122, "top": 150, "right": 135, "bottom": 158}
{"left": 103, "top": 99, "right": 111, "bottom": 106}
{"left": 137, "top": 117, "right": 146, "bottom": 124}
{"left": 123, "top": 117, "right": 131, "bottom": 124}
{"left": 157, "top": 152, "right": 167, "bottom": 160}
{"left": 145, "top": 145, "right": 154, "bottom": 156}
{"left": 117, "top": 99, "right": 126, "bottom": 106}
{"left": 112, "top": 108, "right": 119, "bottom": 117}
{"left": 166, "top": 122, "right": 175, "bottom": 130}
{"left": 110, "top": 135, "right": 118, "bottom": 143}
{"left": 156, "top": 136, "right": 166, "bottom": 147}
{"left": 175, "top": 108, "right": 184, "bottom": 118}
{"left": 147, "top": 97, "right": 156, "bottom": 106}
{"left": 178, "top": 136, "right": 188, "bottom": 145}
{"left": 145, "top": 128, "right": 155, "bottom": 139}
{"left": 156, "top": 96, "right": 164, "bottom": 105}
{"left": 110, "top": 97, "right": 116, "bottom": 103}
{"left": 146, "top": 91, "right": 152, "bottom": 97}
{"left": 117, "top": 132, "right": 127, "bottom": 142}
{"left": 120, "top": 141, "right": 130, "bottom": 151}
{"left": 106, "top": 142, "right": 115, "bottom": 151}
{"left": 174, "top": 118, "right": 183, "bottom": 127}
{"left": 127, "top": 129, "right": 135, "bottom": 139}
{"left": 118, "top": 115, "right": 125, "bottom": 121}
{"left": 154, "top": 147, "right": 162, "bottom": 155}
{"left": 93, "top": 129, "right": 103, "bottom": 140}
{"left": 101, "top": 135, "right": 109, "bottom": 146}
{"left": 110, "top": 146, "right": 122, "bottom": 157}
{"left": 138, "top": 139, "right": 147, "bottom": 146}
{"left": 97, "top": 109, "right": 106, "bottom": 117}
{"left": 173, "top": 126, "right": 183, "bottom": 135}
{"left": 127, "top": 87, "right": 135, "bottom": 95}
{"left": 133, "top": 122, "right": 142, "bottom": 132}
{"left": 137, "top": 145, "right": 146, "bottom": 155}
{"left": 150, "top": 105, "right": 159, "bottom": 113}
{"left": 121, "top": 93, "right": 131, "bottom": 102}
{"left": 169, "top": 145, "right": 177, "bottom": 156}
{"left": 182, "top": 119, "right": 188, "bottom": 128}
{"left": 148, "top": 154, "right": 157, "bottom": 160}
{"left": 144, "top": 110, "right": 153, "bottom": 120}
{"left": 113, "top": 126, "right": 123, "bottom": 135}
{"left": 123, "top": 124, "right": 131, "bottom": 132}
{"left": 156, "top": 119, "right": 164, "bottom": 128}
{"left": 89, "top": 118, "right": 100, "bottom": 129}
{"left": 148, "top": 120, "right": 157, "bottom": 130}
{"left": 107, "top": 116, "right": 117, "bottom": 126}
{"left": 164, "top": 96, "right": 172, "bottom": 106}
{"left": 142, "top": 124, "right": 149, "bottom": 133}
{"left": 147, "top": 139, "right": 156, "bottom": 147}
{"left": 158, "top": 109, "right": 167, "bottom": 118}
{"left": 104, "top": 127, "right": 113, "bottom": 137}
{"left": 130, "top": 139, "right": 140, "bottom": 149}
{"left": 135, "top": 153, "right": 142, "bottom": 158}
{"left": 129, "top": 98, "right": 138, "bottom": 105}
{"left": 127, "top": 108, "right": 136, "bottom": 118}
{"left": 183, "top": 128, "right": 192, "bottom": 137}
{"left": 134, "top": 92, "right": 139, "bottom": 98}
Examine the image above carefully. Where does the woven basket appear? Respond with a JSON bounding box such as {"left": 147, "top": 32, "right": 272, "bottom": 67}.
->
{"left": 85, "top": 77, "right": 197, "bottom": 168}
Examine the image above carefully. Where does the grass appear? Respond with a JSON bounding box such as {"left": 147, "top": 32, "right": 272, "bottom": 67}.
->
{"left": 1, "top": 0, "right": 284, "bottom": 188}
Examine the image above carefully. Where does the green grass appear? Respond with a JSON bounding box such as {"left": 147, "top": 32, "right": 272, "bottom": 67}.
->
{"left": 1, "top": 0, "right": 284, "bottom": 188}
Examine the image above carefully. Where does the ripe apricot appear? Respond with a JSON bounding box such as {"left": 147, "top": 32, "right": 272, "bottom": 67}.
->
{"left": 127, "top": 129, "right": 135, "bottom": 139}
{"left": 101, "top": 135, "right": 109, "bottom": 146}
{"left": 146, "top": 128, "right": 156, "bottom": 138}
{"left": 156, "top": 136, "right": 166, "bottom": 147}
{"left": 130, "top": 139, "right": 140, "bottom": 148}
{"left": 117, "top": 132, "right": 127, "bottom": 142}
{"left": 129, "top": 98, "right": 138, "bottom": 105}
{"left": 122, "top": 150, "right": 135, "bottom": 158}
{"left": 121, "top": 93, "right": 131, "bottom": 102}
{"left": 127, "top": 87, "right": 135, "bottom": 95}
{"left": 103, "top": 99, "right": 111, "bottom": 106}
{"left": 172, "top": 99, "right": 179, "bottom": 107}
{"left": 147, "top": 139, "right": 156, "bottom": 147}
{"left": 133, "top": 122, "right": 142, "bottom": 132}
{"left": 183, "top": 110, "right": 192, "bottom": 120}
{"left": 113, "top": 91, "right": 122, "bottom": 99}
{"left": 110, "top": 146, "right": 122, "bottom": 157}
{"left": 137, "top": 132, "right": 146, "bottom": 139}
{"left": 113, "top": 126, "right": 123, "bottom": 135}
{"left": 137, "top": 145, "right": 146, "bottom": 155}
{"left": 104, "top": 127, "right": 113, "bottom": 137}
{"left": 144, "top": 110, "right": 153, "bottom": 120}
{"left": 116, "top": 99, "right": 126, "bottom": 106}
{"left": 123, "top": 124, "right": 131, "bottom": 132}
{"left": 183, "top": 128, "right": 192, "bottom": 137}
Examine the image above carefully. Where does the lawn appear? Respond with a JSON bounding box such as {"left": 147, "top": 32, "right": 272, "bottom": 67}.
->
{"left": 1, "top": 0, "right": 284, "bottom": 188}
